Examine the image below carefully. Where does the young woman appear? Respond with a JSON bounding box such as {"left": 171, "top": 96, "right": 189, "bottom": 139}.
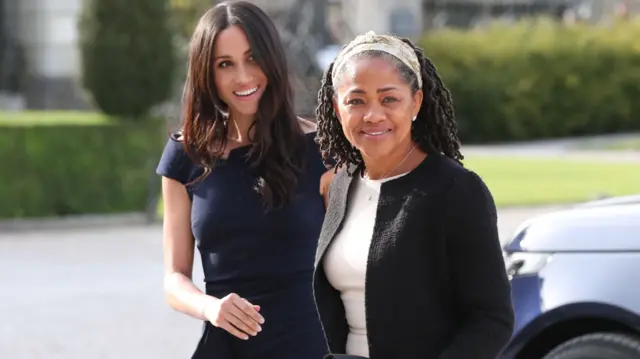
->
{"left": 156, "top": 2, "right": 331, "bottom": 358}
{"left": 313, "top": 31, "right": 514, "bottom": 359}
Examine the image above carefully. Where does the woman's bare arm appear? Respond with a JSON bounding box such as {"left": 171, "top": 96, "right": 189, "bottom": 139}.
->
{"left": 320, "top": 170, "right": 335, "bottom": 209}
{"left": 162, "top": 176, "right": 216, "bottom": 320}
{"left": 297, "top": 117, "right": 337, "bottom": 209}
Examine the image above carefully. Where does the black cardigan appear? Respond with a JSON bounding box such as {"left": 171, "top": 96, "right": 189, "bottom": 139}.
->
{"left": 313, "top": 153, "right": 515, "bottom": 359}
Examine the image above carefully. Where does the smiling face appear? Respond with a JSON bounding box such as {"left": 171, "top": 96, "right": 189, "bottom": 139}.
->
{"left": 213, "top": 25, "right": 268, "bottom": 119}
{"left": 333, "top": 54, "right": 423, "bottom": 162}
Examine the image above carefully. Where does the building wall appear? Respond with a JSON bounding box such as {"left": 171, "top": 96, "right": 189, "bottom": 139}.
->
{"left": 336, "top": 0, "right": 423, "bottom": 42}
{"left": 16, "top": 0, "right": 86, "bottom": 109}
{"left": 1, "top": 0, "right": 26, "bottom": 108}
{"left": 249, "top": 0, "right": 297, "bottom": 11}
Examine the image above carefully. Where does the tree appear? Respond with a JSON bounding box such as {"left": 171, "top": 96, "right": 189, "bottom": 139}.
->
{"left": 79, "top": 0, "right": 177, "bottom": 119}
{"left": 170, "top": 0, "right": 216, "bottom": 45}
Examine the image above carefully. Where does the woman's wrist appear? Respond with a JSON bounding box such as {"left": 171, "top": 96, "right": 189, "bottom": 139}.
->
{"left": 199, "top": 295, "right": 219, "bottom": 320}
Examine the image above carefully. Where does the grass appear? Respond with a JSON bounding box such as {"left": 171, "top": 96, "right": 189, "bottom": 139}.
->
{"left": 155, "top": 155, "right": 640, "bottom": 218}
{"left": 601, "top": 139, "right": 640, "bottom": 151}
{"left": 464, "top": 155, "right": 640, "bottom": 207}
{"left": 0, "top": 110, "right": 112, "bottom": 127}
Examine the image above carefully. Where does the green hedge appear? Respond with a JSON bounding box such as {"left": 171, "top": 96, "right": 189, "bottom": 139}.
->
{"left": 0, "top": 112, "right": 165, "bottom": 219}
{"left": 421, "top": 17, "right": 640, "bottom": 143}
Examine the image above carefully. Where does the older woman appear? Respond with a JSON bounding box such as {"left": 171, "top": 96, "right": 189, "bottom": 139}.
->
{"left": 313, "top": 31, "right": 514, "bottom": 359}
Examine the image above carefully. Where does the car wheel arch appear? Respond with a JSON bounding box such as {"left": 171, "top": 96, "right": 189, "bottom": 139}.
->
{"left": 510, "top": 302, "right": 640, "bottom": 359}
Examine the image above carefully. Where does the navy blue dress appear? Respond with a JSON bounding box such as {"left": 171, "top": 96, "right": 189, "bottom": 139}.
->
{"left": 156, "top": 131, "right": 329, "bottom": 359}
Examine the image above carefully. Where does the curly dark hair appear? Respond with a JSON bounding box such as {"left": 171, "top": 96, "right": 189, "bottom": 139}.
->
{"left": 315, "top": 37, "right": 463, "bottom": 175}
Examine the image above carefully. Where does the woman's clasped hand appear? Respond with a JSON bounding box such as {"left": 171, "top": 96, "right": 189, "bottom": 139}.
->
{"left": 203, "top": 293, "right": 264, "bottom": 340}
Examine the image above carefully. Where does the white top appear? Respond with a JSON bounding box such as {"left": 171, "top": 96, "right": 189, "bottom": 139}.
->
{"left": 323, "top": 172, "right": 407, "bottom": 358}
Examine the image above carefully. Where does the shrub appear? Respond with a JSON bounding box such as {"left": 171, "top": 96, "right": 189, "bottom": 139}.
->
{"left": 78, "top": 0, "right": 177, "bottom": 118}
{"left": 421, "top": 17, "right": 640, "bottom": 143}
{"left": 0, "top": 112, "right": 165, "bottom": 219}
{"left": 170, "top": 0, "right": 214, "bottom": 45}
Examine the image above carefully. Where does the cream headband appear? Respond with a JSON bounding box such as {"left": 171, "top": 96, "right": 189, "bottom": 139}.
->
{"left": 331, "top": 31, "right": 422, "bottom": 88}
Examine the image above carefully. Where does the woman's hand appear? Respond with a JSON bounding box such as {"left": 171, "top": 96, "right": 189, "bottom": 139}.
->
{"left": 203, "top": 293, "right": 264, "bottom": 340}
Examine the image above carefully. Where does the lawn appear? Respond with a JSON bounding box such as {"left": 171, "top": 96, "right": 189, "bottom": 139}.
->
{"left": 0, "top": 110, "right": 111, "bottom": 126}
{"left": 603, "top": 139, "right": 640, "bottom": 151}
{"left": 464, "top": 155, "right": 640, "bottom": 207}
{"left": 156, "top": 155, "right": 640, "bottom": 218}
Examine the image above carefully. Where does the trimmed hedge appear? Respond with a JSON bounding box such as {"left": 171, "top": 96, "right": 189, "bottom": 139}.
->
{"left": 0, "top": 112, "right": 165, "bottom": 219}
{"left": 79, "top": 0, "right": 177, "bottom": 118}
{"left": 421, "top": 17, "right": 640, "bottom": 143}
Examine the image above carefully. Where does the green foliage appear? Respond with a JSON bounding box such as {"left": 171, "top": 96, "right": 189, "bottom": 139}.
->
{"left": 78, "top": 0, "right": 177, "bottom": 118}
{"left": 0, "top": 112, "right": 165, "bottom": 219}
{"left": 421, "top": 17, "right": 640, "bottom": 143}
{"left": 171, "top": 0, "right": 216, "bottom": 44}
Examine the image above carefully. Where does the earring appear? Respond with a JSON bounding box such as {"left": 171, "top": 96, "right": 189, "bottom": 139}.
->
{"left": 412, "top": 115, "right": 417, "bottom": 122}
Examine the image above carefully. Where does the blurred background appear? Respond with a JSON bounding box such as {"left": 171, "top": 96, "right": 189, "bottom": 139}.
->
{"left": 0, "top": 0, "right": 638, "bottom": 358}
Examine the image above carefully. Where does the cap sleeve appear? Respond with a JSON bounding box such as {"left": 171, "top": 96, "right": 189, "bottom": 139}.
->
{"left": 156, "top": 133, "right": 196, "bottom": 185}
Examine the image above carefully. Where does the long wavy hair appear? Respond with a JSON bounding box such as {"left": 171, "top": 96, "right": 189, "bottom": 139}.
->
{"left": 315, "top": 37, "right": 463, "bottom": 176}
{"left": 180, "top": 1, "right": 305, "bottom": 210}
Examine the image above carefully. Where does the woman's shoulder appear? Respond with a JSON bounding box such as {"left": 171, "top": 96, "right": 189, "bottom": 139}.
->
{"left": 396, "top": 153, "right": 491, "bottom": 204}
{"left": 164, "top": 130, "right": 189, "bottom": 153}
{"left": 417, "top": 153, "right": 477, "bottom": 182}
{"left": 430, "top": 155, "right": 494, "bottom": 208}
{"left": 298, "top": 117, "right": 317, "bottom": 135}
{"left": 297, "top": 117, "right": 340, "bottom": 172}
{"left": 437, "top": 155, "right": 488, "bottom": 189}
{"left": 299, "top": 117, "right": 318, "bottom": 146}
{"left": 297, "top": 117, "right": 332, "bottom": 167}
{"left": 156, "top": 130, "right": 198, "bottom": 185}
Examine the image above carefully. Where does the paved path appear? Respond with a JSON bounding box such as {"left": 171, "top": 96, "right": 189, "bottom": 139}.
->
{"left": 0, "top": 225, "right": 204, "bottom": 359}
{"left": 0, "top": 205, "right": 563, "bottom": 359}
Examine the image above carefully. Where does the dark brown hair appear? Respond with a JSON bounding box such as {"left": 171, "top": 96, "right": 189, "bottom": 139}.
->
{"left": 315, "top": 37, "right": 463, "bottom": 175}
{"left": 181, "top": 1, "right": 305, "bottom": 209}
